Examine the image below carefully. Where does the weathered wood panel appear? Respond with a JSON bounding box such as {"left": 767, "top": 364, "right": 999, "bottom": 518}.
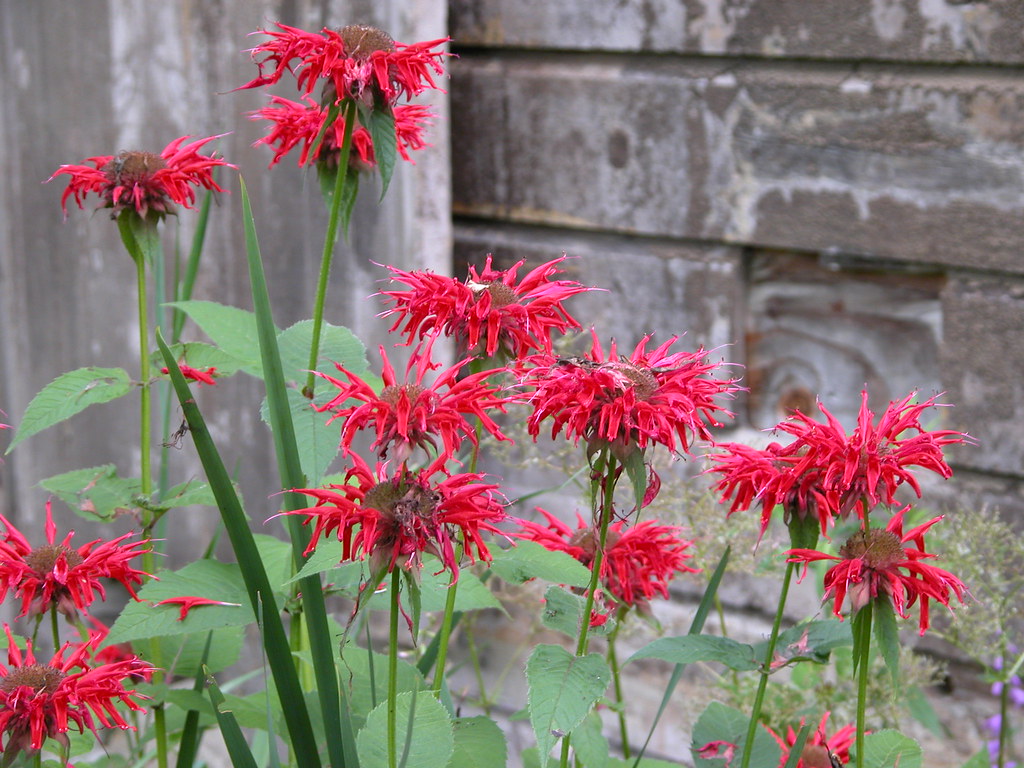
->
{"left": 454, "top": 221, "right": 743, "bottom": 352}
{"left": 0, "top": 0, "right": 450, "bottom": 557}
{"left": 452, "top": 54, "right": 1024, "bottom": 273}
{"left": 451, "top": 0, "right": 1024, "bottom": 65}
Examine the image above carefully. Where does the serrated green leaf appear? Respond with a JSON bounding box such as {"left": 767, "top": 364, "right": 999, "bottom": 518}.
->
{"left": 39, "top": 464, "right": 138, "bottom": 522}
{"left": 8, "top": 367, "right": 132, "bottom": 451}
{"left": 368, "top": 102, "right": 397, "bottom": 199}
{"left": 873, "top": 598, "right": 901, "bottom": 686}
{"left": 960, "top": 748, "right": 994, "bottom": 768}
{"left": 357, "top": 691, "right": 454, "bottom": 768}
{"left": 621, "top": 450, "right": 647, "bottom": 513}
{"left": 540, "top": 585, "right": 585, "bottom": 638}
{"left": 343, "top": 648, "right": 425, "bottom": 732}
{"left": 413, "top": 564, "right": 505, "bottom": 615}
{"left": 155, "top": 627, "right": 243, "bottom": 676}
{"left": 753, "top": 618, "right": 853, "bottom": 667}
{"left": 447, "top": 716, "right": 507, "bottom": 768}
{"left": 691, "top": 702, "right": 780, "bottom": 768}
{"left": 107, "top": 560, "right": 253, "bottom": 644}
{"left": 490, "top": 541, "right": 591, "bottom": 587}
{"left": 150, "top": 341, "right": 245, "bottom": 379}
{"left": 277, "top": 319, "right": 369, "bottom": 383}
{"left": 628, "top": 634, "right": 759, "bottom": 672}
{"left": 166, "top": 300, "right": 265, "bottom": 373}
{"left": 259, "top": 388, "right": 342, "bottom": 483}
{"left": 526, "top": 645, "right": 610, "bottom": 768}
{"left": 861, "top": 730, "right": 922, "bottom": 768}
{"left": 570, "top": 712, "right": 610, "bottom": 768}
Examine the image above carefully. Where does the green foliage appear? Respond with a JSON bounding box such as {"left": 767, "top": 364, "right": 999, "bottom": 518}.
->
{"left": 690, "top": 702, "right": 780, "bottom": 768}
{"left": 448, "top": 717, "right": 509, "bottom": 768}
{"left": 628, "top": 635, "right": 760, "bottom": 672}
{"left": 861, "top": 729, "right": 923, "bottom": 768}
{"left": 7, "top": 366, "right": 132, "bottom": 451}
{"left": 356, "top": 691, "right": 454, "bottom": 768}
{"left": 526, "top": 644, "right": 611, "bottom": 768}
{"left": 40, "top": 464, "right": 218, "bottom": 522}
{"left": 490, "top": 540, "right": 592, "bottom": 587}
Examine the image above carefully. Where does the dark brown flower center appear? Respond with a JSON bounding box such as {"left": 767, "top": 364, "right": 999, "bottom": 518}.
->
{"left": 380, "top": 384, "right": 425, "bottom": 406}
{"left": 611, "top": 363, "right": 659, "bottom": 399}
{"left": 363, "top": 480, "right": 440, "bottom": 528}
{"left": 340, "top": 25, "right": 396, "bottom": 59}
{"left": 0, "top": 664, "right": 65, "bottom": 695}
{"left": 103, "top": 151, "right": 166, "bottom": 183}
{"left": 839, "top": 528, "right": 904, "bottom": 570}
{"left": 480, "top": 282, "right": 517, "bottom": 308}
{"left": 25, "top": 545, "right": 83, "bottom": 575}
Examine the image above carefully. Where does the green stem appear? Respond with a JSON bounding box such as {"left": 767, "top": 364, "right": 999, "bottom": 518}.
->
{"left": 465, "top": 614, "right": 491, "bottom": 715}
{"left": 738, "top": 559, "right": 797, "bottom": 768}
{"left": 388, "top": 570, "right": 401, "bottom": 768}
{"left": 431, "top": 555, "right": 462, "bottom": 696}
{"left": 132, "top": 250, "right": 153, "bottom": 503}
{"left": 50, "top": 607, "right": 60, "bottom": 652}
{"left": 304, "top": 99, "right": 359, "bottom": 398}
{"left": 855, "top": 601, "right": 873, "bottom": 768}
{"left": 560, "top": 450, "right": 618, "bottom": 768}
{"left": 607, "top": 608, "right": 630, "bottom": 759}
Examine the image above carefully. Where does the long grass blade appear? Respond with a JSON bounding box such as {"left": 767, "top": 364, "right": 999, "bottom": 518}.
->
{"left": 206, "top": 666, "right": 260, "bottom": 768}
{"left": 157, "top": 331, "right": 322, "bottom": 768}
{"left": 174, "top": 633, "right": 214, "bottom": 768}
{"left": 240, "top": 177, "right": 352, "bottom": 768}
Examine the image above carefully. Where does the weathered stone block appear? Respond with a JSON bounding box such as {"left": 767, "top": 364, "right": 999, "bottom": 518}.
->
{"left": 451, "top": 0, "right": 1024, "bottom": 64}
{"left": 452, "top": 56, "right": 1024, "bottom": 272}
{"left": 940, "top": 275, "right": 1024, "bottom": 476}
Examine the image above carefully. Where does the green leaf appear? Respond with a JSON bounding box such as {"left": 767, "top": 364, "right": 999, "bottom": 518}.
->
{"left": 873, "top": 598, "right": 901, "bottom": 686}
{"left": 621, "top": 450, "right": 648, "bottom": 513}
{"left": 691, "top": 702, "right": 780, "bottom": 768}
{"left": 156, "top": 626, "right": 243, "bottom": 677}
{"left": 166, "top": 300, "right": 265, "bottom": 373}
{"left": 259, "top": 388, "right": 342, "bottom": 484}
{"left": 569, "top": 712, "right": 610, "bottom": 768}
{"left": 861, "top": 730, "right": 922, "bottom": 768}
{"left": 526, "top": 645, "right": 610, "bottom": 768}
{"left": 39, "top": 464, "right": 138, "bottom": 522}
{"left": 277, "top": 319, "right": 369, "bottom": 383}
{"left": 447, "top": 716, "right": 508, "bottom": 768}
{"left": 8, "top": 367, "right": 132, "bottom": 451}
{"left": 905, "top": 685, "right": 946, "bottom": 737}
{"left": 151, "top": 341, "right": 245, "bottom": 378}
{"left": 413, "top": 564, "right": 505, "bottom": 615}
{"left": 357, "top": 691, "right": 454, "bottom": 768}
{"left": 368, "top": 102, "right": 397, "bottom": 199}
{"left": 490, "top": 541, "right": 592, "bottom": 587}
{"left": 628, "top": 635, "right": 759, "bottom": 672}
{"left": 39, "top": 466, "right": 220, "bottom": 523}
{"left": 960, "top": 749, "right": 994, "bottom": 768}
{"left": 206, "top": 669, "right": 260, "bottom": 768}
{"left": 107, "top": 560, "right": 253, "bottom": 644}
{"left": 752, "top": 618, "right": 853, "bottom": 667}
{"left": 540, "top": 585, "right": 585, "bottom": 638}
{"left": 343, "top": 649, "right": 425, "bottom": 731}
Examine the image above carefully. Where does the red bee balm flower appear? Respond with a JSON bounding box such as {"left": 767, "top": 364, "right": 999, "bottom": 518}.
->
{"left": 315, "top": 344, "right": 512, "bottom": 464}
{"left": 289, "top": 454, "right": 506, "bottom": 580}
{"left": 523, "top": 332, "right": 739, "bottom": 456}
{"left": 787, "top": 509, "right": 966, "bottom": 635}
{"left": 767, "top": 712, "right": 856, "bottom": 768}
{"left": 252, "top": 95, "right": 432, "bottom": 169}
{"left": 49, "top": 135, "right": 233, "bottom": 220}
{"left": 379, "top": 255, "right": 592, "bottom": 360}
{"left": 239, "top": 22, "right": 448, "bottom": 105}
{"left": 0, "top": 501, "right": 151, "bottom": 619}
{"left": 709, "top": 389, "right": 971, "bottom": 533}
{"left": 518, "top": 509, "right": 698, "bottom": 611}
{"left": 0, "top": 625, "right": 150, "bottom": 760}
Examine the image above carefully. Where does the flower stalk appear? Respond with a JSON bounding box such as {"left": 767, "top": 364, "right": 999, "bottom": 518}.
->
{"left": 304, "top": 98, "right": 359, "bottom": 399}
